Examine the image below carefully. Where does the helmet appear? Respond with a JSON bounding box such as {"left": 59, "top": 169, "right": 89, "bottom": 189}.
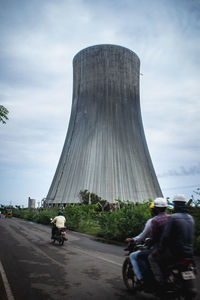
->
{"left": 173, "top": 194, "right": 186, "bottom": 202}
{"left": 151, "top": 197, "right": 168, "bottom": 208}
{"left": 149, "top": 203, "right": 154, "bottom": 209}
{"left": 167, "top": 202, "right": 174, "bottom": 210}
{"left": 58, "top": 210, "right": 63, "bottom": 216}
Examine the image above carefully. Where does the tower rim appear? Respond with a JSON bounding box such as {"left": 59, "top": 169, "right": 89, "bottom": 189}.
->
{"left": 73, "top": 44, "right": 140, "bottom": 63}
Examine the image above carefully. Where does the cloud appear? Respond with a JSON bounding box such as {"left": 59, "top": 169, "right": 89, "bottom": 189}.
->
{"left": 158, "top": 163, "right": 200, "bottom": 178}
{"left": 0, "top": 0, "right": 200, "bottom": 206}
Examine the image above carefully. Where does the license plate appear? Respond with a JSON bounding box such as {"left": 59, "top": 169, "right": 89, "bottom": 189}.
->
{"left": 181, "top": 271, "right": 196, "bottom": 280}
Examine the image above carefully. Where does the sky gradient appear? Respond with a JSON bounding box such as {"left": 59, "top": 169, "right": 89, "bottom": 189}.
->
{"left": 0, "top": 0, "right": 199, "bottom": 207}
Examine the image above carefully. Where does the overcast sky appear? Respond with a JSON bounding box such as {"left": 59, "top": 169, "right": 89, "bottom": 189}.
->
{"left": 0, "top": 0, "right": 199, "bottom": 207}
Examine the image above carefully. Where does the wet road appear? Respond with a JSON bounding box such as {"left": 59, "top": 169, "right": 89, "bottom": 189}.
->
{"left": 0, "top": 217, "right": 199, "bottom": 300}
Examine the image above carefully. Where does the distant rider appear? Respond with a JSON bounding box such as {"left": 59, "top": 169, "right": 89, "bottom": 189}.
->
{"left": 50, "top": 210, "right": 66, "bottom": 238}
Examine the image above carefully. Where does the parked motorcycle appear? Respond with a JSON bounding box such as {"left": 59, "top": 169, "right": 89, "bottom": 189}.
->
{"left": 50, "top": 219, "right": 67, "bottom": 246}
{"left": 122, "top": 240, "right": 197, "bottom": 299}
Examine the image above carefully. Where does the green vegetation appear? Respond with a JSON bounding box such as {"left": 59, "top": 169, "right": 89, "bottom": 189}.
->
{"left": 189, "top": 188, "right": 200, "bottom": 255}
{"left": 4, "top": 189, "right": 200, "bottom": 256}
{"left": 0, "top": 105, "right": 9, "bottom": 125}
{"left": 192, "top": 207, "right": 200, "bottom": 255}
{"left": 12, "top": 206, "right": 57, "bottom": 224}
{"left": 11, "top": 200, "right": 152, "bottom": 241}
{"left": 96, "top": 201, "right": 151, "bottom": 241}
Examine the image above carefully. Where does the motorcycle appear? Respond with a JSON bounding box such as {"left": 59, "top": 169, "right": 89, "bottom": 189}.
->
{"left": 50, "top": 219, "right": 67, "bottom": 246}
{"left": 122, "top": 240, "right": 197, "bottom": 299}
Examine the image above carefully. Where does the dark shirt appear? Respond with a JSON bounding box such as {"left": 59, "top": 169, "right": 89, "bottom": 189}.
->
{"left": 159, "top": 213, "right": 194, "bottom": 257}
{"left": 150, "top": 212, "right": 169, "bottom": 246}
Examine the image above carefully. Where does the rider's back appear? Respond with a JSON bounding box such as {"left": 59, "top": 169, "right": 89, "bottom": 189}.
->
{"left": 53, "top": 215, "right": 66, "bottom": 228}
{"left": 161, "top": 212, "right": 194, "bottom": 257}
{"left": 151, "top": 212, "right": 169, "bottom": 245}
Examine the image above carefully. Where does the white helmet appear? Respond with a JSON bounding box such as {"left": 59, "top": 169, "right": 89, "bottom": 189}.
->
{"left": 152, "top": 197, "right": 168, "bottom": 207}
{"left": 173, "top": 194, "right": 186, "bottom": 202}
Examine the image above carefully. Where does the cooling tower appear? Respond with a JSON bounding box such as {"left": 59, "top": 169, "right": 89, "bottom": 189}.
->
{"left": 46, "top": 44, "right": 163, "bottom": 205}
{"left": 28, "top": 197, "right": 36, "bottom": 209}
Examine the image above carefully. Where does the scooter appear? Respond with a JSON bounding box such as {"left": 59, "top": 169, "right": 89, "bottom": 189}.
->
{"left": 122, "top": 240, "right": 197, "bottom": 299}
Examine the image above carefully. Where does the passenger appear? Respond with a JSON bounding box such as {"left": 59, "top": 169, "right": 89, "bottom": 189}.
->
{"left": 148, "top": 194, "right": 194, "bottom": 284}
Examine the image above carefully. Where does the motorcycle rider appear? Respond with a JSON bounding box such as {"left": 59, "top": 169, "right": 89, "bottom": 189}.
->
{"left": 125, "top": 204, "right": 157, "bottom": 282}
{"left": 51, "top": 210, "right": 66, "bottom": 239}
{"left": 136, "top": 198, "right": 169, "bottom": 287}
{"left": 148, "top": 194, "right": 194, "bottom": 285}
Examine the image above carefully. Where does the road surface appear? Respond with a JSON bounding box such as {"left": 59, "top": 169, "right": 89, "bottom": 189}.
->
{"left": 0, "top": 217, "right": 199, "bottom": 300}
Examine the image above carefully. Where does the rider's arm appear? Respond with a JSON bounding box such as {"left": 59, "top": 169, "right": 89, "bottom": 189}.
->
{"left": 133, "top": 218, "right": 152, "bottom": 243}
{"left": 51, "top": 217, "right": 57, "bottom": 224}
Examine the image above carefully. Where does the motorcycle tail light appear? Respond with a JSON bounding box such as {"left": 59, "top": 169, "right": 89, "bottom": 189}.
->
{"left": 61, "top": 229, "right": 65, "bottom": 232}
{"left": 181, "top": 258, "right": 193, "bottom": 266}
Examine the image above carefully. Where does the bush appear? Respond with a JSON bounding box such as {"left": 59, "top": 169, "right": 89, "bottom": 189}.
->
{"left": 189, "top": 206, "right": 200, "bottom": 255}
{"left": 12, "top": 208, "right": 57, "bottom": 224}
{"left": 63, "top": 203, "right": 99, "bottom": 233}
{"left": 97, "top": 201, "right": 151, "bottom": 241}
{"left": 32, "top": 208, "right": 58, "bottom": 224}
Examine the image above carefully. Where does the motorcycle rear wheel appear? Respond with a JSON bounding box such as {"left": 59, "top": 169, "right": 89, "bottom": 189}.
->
{"left": 166, "top": 270, "right": 197, "bottom": 300}
{"left": 176, "top": 295, "right": 196, "bottom": 300}
{"left": 59, "top": 238, "right": 64, "bottom": 246}
{"left": 122, "top": 257, "right": 137, "bottom": 292}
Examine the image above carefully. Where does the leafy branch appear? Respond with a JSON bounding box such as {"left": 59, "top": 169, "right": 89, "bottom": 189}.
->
{"left": 0, "top": 105, "right": 9, "bottom": 125}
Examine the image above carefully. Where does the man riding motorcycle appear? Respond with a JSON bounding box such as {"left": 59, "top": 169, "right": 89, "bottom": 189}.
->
{"left": 136, "top": 197, "right": 169, "bottom": 287}
{"left": 50, "top": 210, "right": 66, "bottom": 239}
{"left": 125, "top": 204, "right": 157, "bottom": 282}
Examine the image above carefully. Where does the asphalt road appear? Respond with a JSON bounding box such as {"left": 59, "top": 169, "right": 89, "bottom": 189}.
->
{"left": 0, "top": 217, "right": 199, "bottom": 300}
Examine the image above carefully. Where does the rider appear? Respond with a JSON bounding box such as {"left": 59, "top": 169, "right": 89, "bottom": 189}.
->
{"left": 149, "top": 194, "right": 194, "bottom": 284}
{"left": 51, "top": 210, "right": 66, "bottom": 238}
{"left": 125, "top": 204, "right": 157, "bottom": 282}
{"left": 136, "top": 198, "right": 169, "bottom": 286}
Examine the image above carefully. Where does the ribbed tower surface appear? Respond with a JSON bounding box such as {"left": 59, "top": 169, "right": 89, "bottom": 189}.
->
{"left": 47, "top": 44, "right": 163, "bottom": 204}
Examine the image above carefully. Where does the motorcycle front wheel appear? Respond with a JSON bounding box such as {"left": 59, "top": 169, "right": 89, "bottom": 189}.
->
{"left": 122, "top": 257, "right": 137, "bottom": 292}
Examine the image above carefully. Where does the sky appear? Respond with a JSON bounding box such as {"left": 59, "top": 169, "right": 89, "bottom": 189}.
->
{"left": 0, "top": 0, "right": 199, "bottom": 207}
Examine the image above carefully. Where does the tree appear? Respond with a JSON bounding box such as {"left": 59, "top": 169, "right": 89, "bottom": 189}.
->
{"left": 0, "top": 105, "right": 9, "bottom": 124}
{"left": 191, "top": 187, "right": 200, "bottom": 207}
{"left": 79, "top": 190, "right": 90, "bottom": 204}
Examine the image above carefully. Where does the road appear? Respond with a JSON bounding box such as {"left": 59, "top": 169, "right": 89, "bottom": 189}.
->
{"left": 0, "top": 217, "right": 199, "bottom": 300}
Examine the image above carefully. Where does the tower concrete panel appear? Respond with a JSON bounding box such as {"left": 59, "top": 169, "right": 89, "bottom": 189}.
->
{"left": 46, "top": 44, "right": 163, "bottom": 204}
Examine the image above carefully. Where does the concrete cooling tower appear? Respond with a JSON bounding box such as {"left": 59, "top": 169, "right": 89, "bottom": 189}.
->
{"left": 46, "top": 44, "right": 163, "bottom": 206}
